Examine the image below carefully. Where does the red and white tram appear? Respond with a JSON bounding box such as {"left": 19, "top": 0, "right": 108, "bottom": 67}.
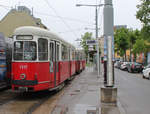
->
{"left": 11, "top": 26, "right": 85, "bottom": 92}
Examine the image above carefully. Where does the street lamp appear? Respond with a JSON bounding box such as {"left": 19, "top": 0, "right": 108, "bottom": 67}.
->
{"left": 76, "top": 3, "right": 104, "bottom": 77}
{"left": 76, "top": 4, "right": 104, "bottom": 7}
{"left": 84, "top": 27, "right": 100, "bottom": 30}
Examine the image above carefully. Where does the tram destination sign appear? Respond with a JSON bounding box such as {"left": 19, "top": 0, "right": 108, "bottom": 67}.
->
{"left": 86, "top": 40, "right": 97, "bottom": 45}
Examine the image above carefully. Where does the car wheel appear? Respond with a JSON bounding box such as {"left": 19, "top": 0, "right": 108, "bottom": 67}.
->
{"left": 143, "top": 75, "right": 145, "bottom": 79}
{"left": 149, "top": 73, "right": 150, "bottom": 80}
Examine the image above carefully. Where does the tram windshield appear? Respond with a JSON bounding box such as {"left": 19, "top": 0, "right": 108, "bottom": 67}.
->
{"left": 13, "top": 41, "right": 37, "bottom": 61}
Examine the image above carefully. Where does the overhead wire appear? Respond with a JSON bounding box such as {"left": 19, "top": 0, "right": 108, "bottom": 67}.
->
{"left": 44, "top": 0, "right": 78, "bottom": 38}
{"left": 0, "top": 3, "right": 95, "bottom": 36}
{"left": 34, "top": 11, "right": 94, "bottom": 25}
{"left": 58, "top": 28, "right": 85, "bottom": 34}
{"left": 0, "top": 4, "right": 93, "bottom": 25}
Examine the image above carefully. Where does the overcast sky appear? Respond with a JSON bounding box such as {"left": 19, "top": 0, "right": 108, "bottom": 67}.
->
{"left": 0, "top": 0, "right": 142, "bottom": 46}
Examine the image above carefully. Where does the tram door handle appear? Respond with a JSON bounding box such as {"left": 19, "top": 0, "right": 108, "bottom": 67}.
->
{"left": 49, "top": 61, "right": 53, "bottom": 73}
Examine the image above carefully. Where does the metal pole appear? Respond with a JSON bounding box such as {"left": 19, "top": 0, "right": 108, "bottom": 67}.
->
{"left": 104, "top": 0, "right": 114, "bottom": 87}
{"left": 88, "top": 52, "right": 90, "bottom": 64}
{"left": 107, "top": 36, "right": 113, "bottom": 86}
{"left": 96, "top": 6, "right": 100, "bottom": 78}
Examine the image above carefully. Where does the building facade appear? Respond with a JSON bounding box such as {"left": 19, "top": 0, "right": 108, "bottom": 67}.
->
{"left": 0, "top": 6, "right": 47, "bottom": 38}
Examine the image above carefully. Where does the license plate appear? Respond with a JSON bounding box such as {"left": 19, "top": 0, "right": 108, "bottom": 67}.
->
{"left": 19, "top": 87, "right": 28, "bottom": 92}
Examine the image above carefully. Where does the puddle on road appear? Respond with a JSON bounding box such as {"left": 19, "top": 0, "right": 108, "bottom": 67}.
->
{"left": 71, "top": 104, "right": 99, "bottom": 114}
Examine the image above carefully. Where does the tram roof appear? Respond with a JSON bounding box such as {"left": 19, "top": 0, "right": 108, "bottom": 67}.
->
{"left": 14, "top": 26, "right": 75, "bottom": 48}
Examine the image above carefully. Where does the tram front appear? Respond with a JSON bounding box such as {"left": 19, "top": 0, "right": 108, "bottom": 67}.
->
{"left": 12, "top": 35, "right": 38, "bottom": 92}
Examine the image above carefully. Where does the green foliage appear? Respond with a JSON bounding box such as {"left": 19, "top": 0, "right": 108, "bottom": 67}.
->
{"left": 136, "top": 0, "right": 150, "bottom": 42}
{"left": 114, "top": 28, "right": 129, "bottom": 58}
{"left": 141, "top": 25, "right": 150, "bottom": 42}
{"left": 128, "top": 29, "right": 138, "bottom": 48}
{"left": 127, "top": 29, "right": 141, "bottom": 61}
{"left": 132, "top": 39, "right": 146, "bottom": 55}
{"left": 80, "top": 32, "right": 93, "bottom": 56}
{"left": 136, "top": 0, "right": 150, "bottom": 25}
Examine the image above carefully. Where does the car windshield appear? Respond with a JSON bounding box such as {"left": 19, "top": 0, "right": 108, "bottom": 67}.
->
{"left": 13, "top": 41, "right": 37, "bottom": 61}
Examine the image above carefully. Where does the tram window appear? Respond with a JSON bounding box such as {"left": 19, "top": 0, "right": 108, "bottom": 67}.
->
{"left": 49, "top": 42, "right": 54, "bottom": 61}
{"left": 14, "top": 41, "right": 37, "bottom": 60}
{"left": 14, "top": 41, "right": 23, "bottom": 60}
{"left": 72, "top": 50, "right": 75, "bottom": 60}
{"left": 38, "top": 38, "right": 48, "bottom": 61}
{"left": 61, "top": 44, "right": 68, "bottom": 61}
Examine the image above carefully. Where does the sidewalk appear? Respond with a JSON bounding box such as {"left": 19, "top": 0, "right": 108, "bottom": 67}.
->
{"left": 52, "top": 66, "right": 121, "bottom": 114}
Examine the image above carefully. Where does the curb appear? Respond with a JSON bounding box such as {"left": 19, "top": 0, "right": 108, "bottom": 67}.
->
{"left": 117, "top": 97, "right": 126, "bottom": 114}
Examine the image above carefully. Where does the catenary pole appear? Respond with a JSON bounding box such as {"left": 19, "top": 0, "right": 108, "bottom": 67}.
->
{"left": 104, "top": 0, "right": 114, "bottom": 87}
{"left": 96, "top": 6, "right": 100, "bottom": 77}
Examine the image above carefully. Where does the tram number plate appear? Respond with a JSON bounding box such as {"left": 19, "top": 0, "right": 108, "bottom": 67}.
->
{"left": 19, "top": 87, "right": 28, "bottom": 92}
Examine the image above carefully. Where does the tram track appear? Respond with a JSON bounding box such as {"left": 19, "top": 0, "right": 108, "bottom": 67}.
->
{"left": 0, "top": 89, "right": 17, "bottom": 106}
{"left": 26, "top": 90, "right": 57, "bottom": 114}
{"left": 0, "top": 90, "right": 54, "bottom": 114}
{"left": 0, "top": 87, "right": 66, "bottom": 114}
{"left": 0, "top": 78, "right": 74, "bottom": 114}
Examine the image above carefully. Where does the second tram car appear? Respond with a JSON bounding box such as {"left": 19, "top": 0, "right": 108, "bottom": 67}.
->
{"left": 0, "top": 33, "right": 12, "bottom": 88}
{"left": 12, "top": 26, "right": 85, "bottom": 92}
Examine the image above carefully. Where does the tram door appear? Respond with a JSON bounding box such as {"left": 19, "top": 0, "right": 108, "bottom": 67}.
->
{"left": 55, "top": 42, "right": 60, "bottom": 86}
{"left": 49, "top": 41, "right": 60, "bottom": 87}
{"left": 49, "top": 41, "right": 55, "bottom": 87}
{"left": 69, "top": 48, "right": 71, "bottom": 77}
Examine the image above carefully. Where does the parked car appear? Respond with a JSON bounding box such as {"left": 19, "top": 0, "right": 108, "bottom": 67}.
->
{"left": 126, "top": 62, "right": 143, "bottom": 73}
{"left": 142, "top": 64, "right": 150, "bottom": 79}
{"left": 114, "top": 61, "right": 123, "bottom": 69}
{"left": 120, "top": 62, "right": 129, "bottom": 70}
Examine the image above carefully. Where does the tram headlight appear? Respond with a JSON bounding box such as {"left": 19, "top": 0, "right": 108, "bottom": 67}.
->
{"left": 20, "top": 73, "right": 26, "bottom": 80}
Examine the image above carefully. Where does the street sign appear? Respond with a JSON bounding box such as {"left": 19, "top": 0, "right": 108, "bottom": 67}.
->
{"left": 86, "top": 40, "right": 97, "bottom": 45}
{"left": 88, "top": 45, "right": 94, "bottom": 51}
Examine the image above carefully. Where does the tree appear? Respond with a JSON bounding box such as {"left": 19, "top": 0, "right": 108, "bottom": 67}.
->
{"left": 136, "top": 0, "right": 150, "bottom": 25}
{"left": 136, "top": 0, "right": 150, "bottom": 42}
{"left": 128, "top": 29, "right": 140, "bottom": 61}
{"left": 132, "top": 39, "right": 147, "bottom": 62}
{"left": 80, "top": 32, "right": 93, "bottom": 59}
{"left": 141, "top": 25, "right": 150, "bottom": 42}
{"left": 114, "top": 28, "right": 129, "bottom": 61}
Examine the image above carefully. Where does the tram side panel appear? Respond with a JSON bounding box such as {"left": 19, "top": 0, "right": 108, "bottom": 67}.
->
{"left": 36, "top": 62, "right": 52, "bottom": 90}
{"left": 71, "top": 61, "right": 76, "bottom": 76}
{"left": 75, "top": 61, "right": 80, "bottom": 74}
{"left": 55, "top": 61, "right": 60, "bottom": 86}
{"left": 59, "top": 61, "right": 70, "bottom": 83}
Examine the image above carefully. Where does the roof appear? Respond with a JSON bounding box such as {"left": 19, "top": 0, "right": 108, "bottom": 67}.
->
{"left": 0, "top": 7, "right": 47, "bottom": 37}
{"left": 14, "top": 26, "right": 75, "bottom": 48}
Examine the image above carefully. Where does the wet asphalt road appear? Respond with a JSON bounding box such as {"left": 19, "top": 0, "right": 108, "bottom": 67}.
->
{"left": 116, "top": 68, "right": 150, "bottom": 114}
